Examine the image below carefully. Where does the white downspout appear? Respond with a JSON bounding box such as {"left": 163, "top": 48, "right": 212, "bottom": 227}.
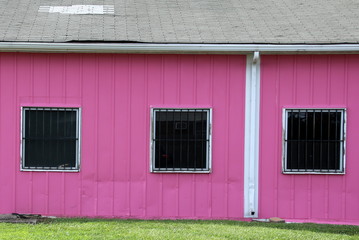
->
{"left": 244, "top": 52, "right": 260, "bottom": 218}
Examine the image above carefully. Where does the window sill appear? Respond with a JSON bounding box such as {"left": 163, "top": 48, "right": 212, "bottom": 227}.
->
{"left": 282, "top": 170, "right": 345, "bottom": 175}
{"left": 20, "top": 168, "right": 80, "bottom": 172}
{"left": 151, "top": 169, "right": 211, "bottom": 173}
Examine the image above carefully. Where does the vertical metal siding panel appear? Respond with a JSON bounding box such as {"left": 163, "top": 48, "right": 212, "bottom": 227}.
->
{"left": 62, "top": 55, "right": 82, "bottom": 216}
{"left": 178, "top": 55, "right": 195, "bottom": 104}
{"left": 30, "top": 56, "right": 35, "bottom": 214}
{"left": 259, "top": 55, "right": 278, "bottom": 218}
{"left": 293, "top": 175, "right": 309, "bottom": 219}
{"left": 307, "top": 56, "right": 314, "bottom": 220}
{"left": 32, "top": 54, "right": 49, "bottom": 99}
{"left": 188, "top": 57, "right": 198, "bottom": 219}
{"left": 161, "top": 55, "right": 180, "bottom": 218}
{"left": 79, "top": 54, "right": 98, "bottom": 216}
{"left": 79, "top": 56, "right": 84, "bottom": 217}
{"left": 143, "top": 56, "right": 149, "bottom": 218}
{"left": 312, "top": 56, "right": 329, "bottom": 104}
{"left": 195, "top": 56, "right": 212, "bottom": 105}
{"left": 15, "top": 54, "right": 32, "bottom": 214}
{"left": 342, "top": 56, "right": 348, "bottom": 221}
{"left": 329, "top": 56, "right": 346, "bottom": 104}
{"left": 145, "top": 55, "right": 163, "bottom": 218}
{"left": 97, "top": 55, "right": 115, "bottom": 216}
{"left": 191, "top": 58, "right": 198, "bottom": 218}
{"left": 344, "top": 55, "right": 359, "bottom": 221}
{"left": 0, "top": 54, "right": 16, "bottom": 213}
{"left": 47, "top": 54, "right": 66, "bottom": 215}
{"left": 31, "top": 54, "right": 49, "bottom": 214}
{"left": 49, "top": 54, "right": 65, "bottom": 99}
{"left": 65, "top": 54, "right": 81, "bottom": 98}
{"left": 227, "top": 55, "right": 246, "bottom": 218}
{"left": 129, "top": 55, "right": 147, "bottom": 217}
{"left": 211, "top": 55, "right": 229, "bottom": 218}
{"left": 327, "top": 176, "right": 344, "bottom": 220}
{"left": 293, "top": 56, "right": 311, "bottom": 219}
{"left": 327, "top": 56, "right": 346, "bottom": 220}
{"left": 12, "top": 54, "right": 19, "bottom": 214}
{"left": 113, "top": 55, "right": 131, "bottom": 217}
{"left": 48, "top": 173, "right": 64, "bottom": 216}
{"left": 177, "top": 55, "right": 195, "bottom": 217}
{"left": 163, "top": 55, "right": 180, "bottom": 103}
{"left": 193, "top": 55, "right": 211, "bottom": 217}
{"left": 294, "top": 56, "right": 312, "bottom": 104}
{"left": 310, "top": 56, "right": 329, "bottom": 220}
{"left": 16, "top": 54, "right": 33, "bottom": 97}
{"left": 276, "top": 56, "right": 295, "bottom": 218}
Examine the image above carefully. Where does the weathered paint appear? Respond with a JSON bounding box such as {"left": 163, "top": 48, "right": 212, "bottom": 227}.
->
{"left": 0, "top": 53, "right": 246, "bottom": 219}
{"left": 259, "top": 55, "right": 359, "bottom": 224}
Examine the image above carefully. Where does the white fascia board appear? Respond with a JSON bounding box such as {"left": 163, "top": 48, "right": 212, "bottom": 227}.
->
{"left": 1, "top": 42, "right": 359, "bottom": 54}
{"left": 244, "top": 52, "right": 260, "bottom": 218}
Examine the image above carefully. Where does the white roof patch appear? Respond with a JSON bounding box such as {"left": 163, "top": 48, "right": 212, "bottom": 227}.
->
{"left": 38, "top": 5, "right": 114, "bottom": 15}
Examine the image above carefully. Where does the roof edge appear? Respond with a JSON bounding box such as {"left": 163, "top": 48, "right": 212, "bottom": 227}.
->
{"left": 1, "top": 42, "right": 359, "bottom": 54}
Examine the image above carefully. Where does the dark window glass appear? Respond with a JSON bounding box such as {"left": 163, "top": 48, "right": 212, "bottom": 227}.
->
{"left": 22, "top": 108, "right": 79, "bottom": 170}
{"left": 152, "top": 109, "right": 210, "bottom": 172}
{"left": 285, "top": 109, "right": 344, "bottom": 173}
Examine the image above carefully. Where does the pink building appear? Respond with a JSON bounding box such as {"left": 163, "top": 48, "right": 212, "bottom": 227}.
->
{"left": 1, "top": 1, "right": 359, "bottom": 225}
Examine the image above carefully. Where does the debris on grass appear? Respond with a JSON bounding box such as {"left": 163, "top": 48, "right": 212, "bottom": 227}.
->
{"left": 252, "top": 219, "right": 270, "bottom": 222}
{"left": 252, "top": 217, "right": 285, "bottom": 223}
{"left": 0, "top": 213, "right": 52, "bottom": 224}
{"left": 269, "top": 217, "right": 285, "bottom": 223}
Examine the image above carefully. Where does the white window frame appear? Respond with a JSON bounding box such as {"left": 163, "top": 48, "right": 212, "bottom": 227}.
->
{"left": 282, "top": 108, "right": 346, "bottom": 174}
{"left": 20, "top": 107, "right": 81, "bottom": 172}
{"left": 150, "top": 108, "right": 212, "bottom": 173}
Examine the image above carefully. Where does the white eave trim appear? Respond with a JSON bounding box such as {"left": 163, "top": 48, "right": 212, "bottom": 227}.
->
{"left": 1, "top": 42, "right": 359, "bottom": 54}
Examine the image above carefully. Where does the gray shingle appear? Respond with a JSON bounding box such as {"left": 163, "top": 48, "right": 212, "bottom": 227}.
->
{"left": 1, "top": 0, "right": 359, "bottom": 44}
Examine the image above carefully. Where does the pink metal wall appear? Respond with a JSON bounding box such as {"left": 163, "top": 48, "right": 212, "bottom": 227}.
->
{"left": 0, "top": 53, "right": 246, "bottom": 219}
{"left": 260, "top": 55, "right": 359, "bottom": 223}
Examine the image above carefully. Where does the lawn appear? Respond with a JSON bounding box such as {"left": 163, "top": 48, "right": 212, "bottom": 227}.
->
{"left": 1, "top": 218, "right": 359, "bottom": 240}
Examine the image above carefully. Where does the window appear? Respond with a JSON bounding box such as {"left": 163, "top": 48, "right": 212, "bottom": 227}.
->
{"left": 283, "top": 108, "right": 345, "bottom": 174}
{"left": 151, "top": 108, "right": 212, "bottom": 172}
{"left": 21, "top": 107, "right": 81, "bottom": 171}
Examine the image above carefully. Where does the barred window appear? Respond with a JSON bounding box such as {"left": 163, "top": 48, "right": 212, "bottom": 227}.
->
{"left": 283, "top": 109, "right": 345, "bottom": 174}
{"left": 151, "top": 108, "right": 212, "bottom": 173}
{"left": 21, "top": 107, "right": 81, "bottom": 171}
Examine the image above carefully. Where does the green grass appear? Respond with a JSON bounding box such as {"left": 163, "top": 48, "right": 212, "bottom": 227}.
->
{"left": 1, "top": 218, "right": 359, "bottom": 240}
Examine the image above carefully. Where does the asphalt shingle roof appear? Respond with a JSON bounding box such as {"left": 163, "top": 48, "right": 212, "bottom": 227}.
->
{"left": 1, "top": 0, "right": 359, "bottom": 44}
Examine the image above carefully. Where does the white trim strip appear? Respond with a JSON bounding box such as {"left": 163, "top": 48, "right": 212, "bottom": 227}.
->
{"left": 282, "top": 108, "right": 346, "bottom": 175}
{"left": 1, "top": 42, "right": 359, "bottom": 53}
{"left": 244, "top": 52, "right": 260, "bottom": 218}
{"left": 150, "top": 108, "right": 212, "bottom": 173}
{"left": 20, "top": 107, "right": 81, "bottom": 172}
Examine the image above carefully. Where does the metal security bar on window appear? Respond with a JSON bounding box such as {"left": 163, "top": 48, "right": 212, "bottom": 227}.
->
{"left": 21, "top": 107, "right": 80, "bottom": 171}
{"left": 151, "top": 108, "right": 211, "bottom": 172}
{"left": 283, "top": 109, "right": 345, "bottom": 174}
